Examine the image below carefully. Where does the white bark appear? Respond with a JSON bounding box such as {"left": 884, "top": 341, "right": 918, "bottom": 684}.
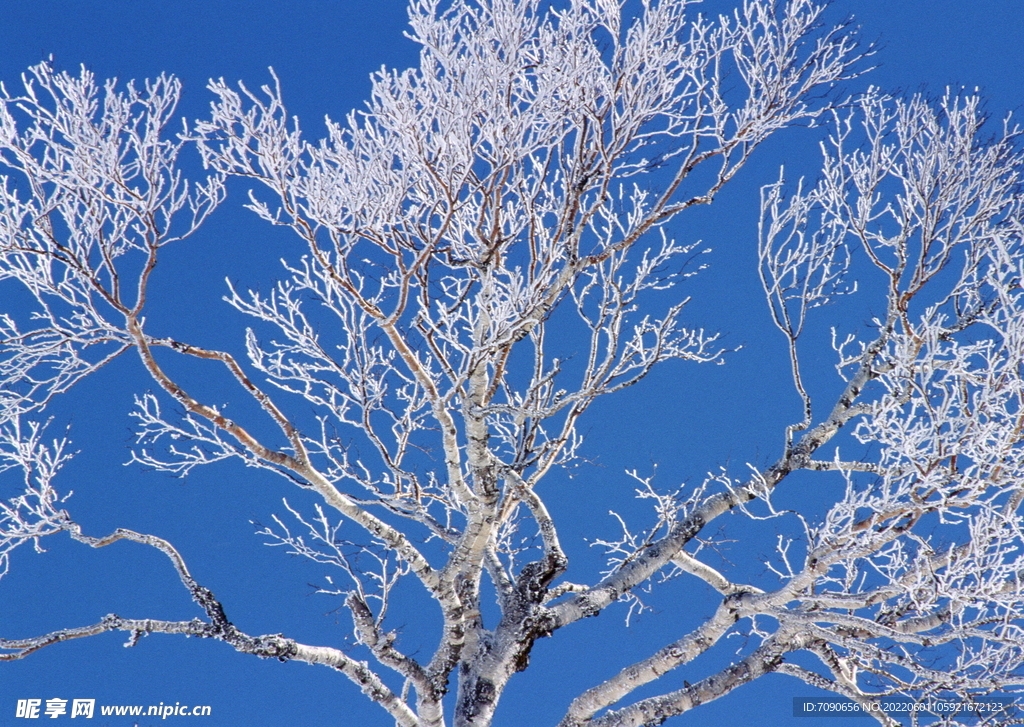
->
{"left": 3, "top": 2, "right": 1023, "bottom": 726}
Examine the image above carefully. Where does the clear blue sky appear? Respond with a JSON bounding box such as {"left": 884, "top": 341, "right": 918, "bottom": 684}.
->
{"left": 1, "top": 2, "right": 1022, "bottom": 726}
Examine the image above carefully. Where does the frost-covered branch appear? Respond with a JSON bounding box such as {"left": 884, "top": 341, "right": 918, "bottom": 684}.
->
{"left": 22, "top": 2, "right": 1024, "bottom": 727}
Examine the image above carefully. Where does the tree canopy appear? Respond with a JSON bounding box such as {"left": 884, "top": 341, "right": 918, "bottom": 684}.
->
{"left": 2, "top": 1, "right": 1024, "bottom": 725}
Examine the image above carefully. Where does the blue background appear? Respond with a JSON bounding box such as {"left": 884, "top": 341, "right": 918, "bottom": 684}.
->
{"left": 1, "top": 2, "right": 1022, "bottom": 726}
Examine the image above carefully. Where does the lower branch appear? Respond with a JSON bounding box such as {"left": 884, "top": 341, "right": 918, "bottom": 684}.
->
{"left": 0, "top": 615, "right": 417, "bottom": 727}
{"left": 2, "top": 519, "right": 418, "bottom": 727}
{"left": 578, "top": 631, "right": 802, "bottom": 727}
{"left": 559, "top": 591, "right": 760, "bottom": 725}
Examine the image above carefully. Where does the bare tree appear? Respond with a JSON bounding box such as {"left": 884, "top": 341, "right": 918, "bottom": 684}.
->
{"left": 2, "top": 0, "right": 1023, "bottom": 725}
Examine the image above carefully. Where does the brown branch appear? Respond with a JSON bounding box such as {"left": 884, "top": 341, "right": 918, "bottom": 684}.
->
{"left": 149, "top": 334, "right": 310, "bottom": 465}
{"left": 125, "top": 315, "right": 442, "bottom": 595}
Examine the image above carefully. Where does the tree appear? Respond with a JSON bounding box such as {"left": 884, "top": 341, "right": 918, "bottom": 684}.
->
{"left": 1, "top": 0, "right": 1023, "bottom": 724}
